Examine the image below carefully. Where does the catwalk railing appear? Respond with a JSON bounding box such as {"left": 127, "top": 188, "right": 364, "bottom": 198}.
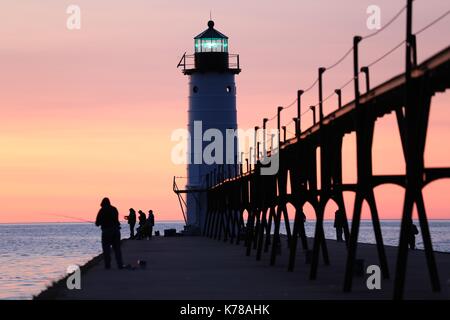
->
{"left": 200, "top": 0, "right": 450, "bottom": 299}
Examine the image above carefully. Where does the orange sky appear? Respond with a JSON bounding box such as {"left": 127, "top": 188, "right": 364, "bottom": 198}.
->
{"left": 1, "top": 0, "right": 449, "bottom": 223}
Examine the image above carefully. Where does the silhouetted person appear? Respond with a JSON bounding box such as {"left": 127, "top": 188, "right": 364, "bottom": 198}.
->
{"left": 147, "top": 210, "right": 155, "bottom": 239}
{"left": 298, "top": 211, "right": 307, "bottom": 237}
{"left": 136, "top": 210, "right": 147, "bottom": 239}
{"left": 127, "top": 208, "right": 136, "bottom": 239}
{"left": 95, "top": 197, "right": 124, "bottom": 269}
{"left": 334, "top": 210, "right": 345, "bottom": 242}
{"left": 409, "top": 221, "right": 419, "bottom": 250}
{"left": 297, "top": 210, "right": 309, "bottom": 250}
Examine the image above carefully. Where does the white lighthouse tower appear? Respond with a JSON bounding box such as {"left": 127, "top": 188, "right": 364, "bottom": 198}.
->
{"left": 178, "top": 20, "right": 241, "bottom": 233}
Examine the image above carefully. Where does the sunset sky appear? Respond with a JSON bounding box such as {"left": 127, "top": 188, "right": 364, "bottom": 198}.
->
{"left": 0, "top": 0, "right": 449, "bottom": 223}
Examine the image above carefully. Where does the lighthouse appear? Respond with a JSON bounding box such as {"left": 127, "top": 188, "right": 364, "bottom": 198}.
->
{"left": 178, "top": 20, "right": 241, "bottom": 233}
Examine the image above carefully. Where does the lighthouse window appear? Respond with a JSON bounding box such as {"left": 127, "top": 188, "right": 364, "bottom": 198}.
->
{"left": 193, "top": 86, "right": 198, "bottom": 93}
{"left": 195, "top": 38, "right": 228, "bottom": 53}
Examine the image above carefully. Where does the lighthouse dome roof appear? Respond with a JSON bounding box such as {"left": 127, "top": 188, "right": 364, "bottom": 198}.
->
{"left": 194, "top": 20, "right": 228, "bottom": 39}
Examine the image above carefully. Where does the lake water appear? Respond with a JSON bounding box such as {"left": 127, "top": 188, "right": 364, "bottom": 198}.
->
{"left": 0, "top": 220, "right": 449, "bottom": 300}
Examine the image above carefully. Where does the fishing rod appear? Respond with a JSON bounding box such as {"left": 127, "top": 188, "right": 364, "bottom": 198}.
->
{"left": 48, "top": 214, "right": 95, "bottom": 224}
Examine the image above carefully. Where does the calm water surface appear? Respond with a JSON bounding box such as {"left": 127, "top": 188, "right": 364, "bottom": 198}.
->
{"left": 0, "top": 220, "right": 449, "bottom": 299}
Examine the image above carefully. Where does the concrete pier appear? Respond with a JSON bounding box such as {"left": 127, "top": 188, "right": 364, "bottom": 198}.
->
{"left": 36, "top": 236, "right": 450, "bottom": 300}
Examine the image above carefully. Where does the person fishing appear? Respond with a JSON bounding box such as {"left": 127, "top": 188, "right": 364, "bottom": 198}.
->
{"left": 126, "top": 208, "right": 137, "bottom": 239}
{"left": 95, "top": 197, "right": 124, "bottom": 269}
{"left": 136, "top": 210, "right": 147, "bottom": 240}
{"left": 146, "top": 210, "right": 155, "bottom": 239}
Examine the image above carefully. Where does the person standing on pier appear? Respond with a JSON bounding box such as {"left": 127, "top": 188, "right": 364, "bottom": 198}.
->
{"left": 298, "top": 210, "right": 307, "bottom": 238}
{"left": 127, "top": 208, "right": 136, "bottom": 239}
{"left": 95, "top": 197, "right": 124, "bottom": 269}
{"left": 147, "top": 210, "right": 155, "bottom": 239}
{"left": 409, "top": 221, "right": 419, "bottom": 250}
{"left": 137, "top": 210, "right": 147, "bottom": 239}
{"left": 334, "top": 210, "right": 345, "bottom": 242}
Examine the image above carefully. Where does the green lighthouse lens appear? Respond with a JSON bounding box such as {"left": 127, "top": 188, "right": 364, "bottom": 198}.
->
{"left": 195, "top": 38, "right": 228, "bottom": 53}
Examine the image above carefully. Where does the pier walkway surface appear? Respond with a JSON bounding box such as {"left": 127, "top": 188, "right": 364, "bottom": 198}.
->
{"left": 38, "top": 236, "right": 450, "bottom": 300}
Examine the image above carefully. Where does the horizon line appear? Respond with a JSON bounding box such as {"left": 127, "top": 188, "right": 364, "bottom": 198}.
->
{"left": 1, "top": 218, "right": 450, "bottom": 225}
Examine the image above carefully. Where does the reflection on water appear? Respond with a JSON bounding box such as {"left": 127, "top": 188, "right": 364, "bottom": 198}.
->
{"left": 0, "top": 220, "right": 449, "bottom": 300}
